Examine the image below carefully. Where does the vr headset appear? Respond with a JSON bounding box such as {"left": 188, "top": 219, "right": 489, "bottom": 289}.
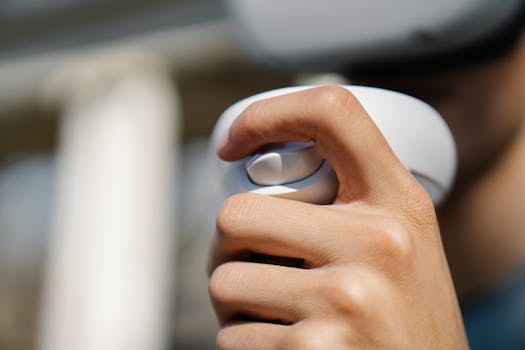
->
{"left": 226, "top": 0, "right": 525, "bottom": 71}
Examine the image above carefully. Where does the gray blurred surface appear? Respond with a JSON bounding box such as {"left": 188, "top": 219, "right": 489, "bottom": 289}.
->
{"left": 0, "top": 140, "right": 220, "bottom": 349}
{"left": 0, "top": 0, "right": 226, "bottom": 59}
{"left": 172, "top": 139, "right": 221, "bottom": 349}
{"left": 0, "top": 44, "right": 292, "bottom": 349}
{"left": 0, "top": 155, "right": 55, "bottom": 350}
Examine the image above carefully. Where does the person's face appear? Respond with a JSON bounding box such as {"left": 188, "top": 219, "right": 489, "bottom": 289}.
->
{"left": 352, "top": 33, "right": 525, "bottom": 186}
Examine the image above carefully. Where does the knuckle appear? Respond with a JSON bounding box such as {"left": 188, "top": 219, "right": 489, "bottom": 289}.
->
{"left": 321, "top": 269, "right": 370, "bottom": 316}
{"left": 216, "top": 328, "right": 234, "bottom": 350}
{"left": 373, "top": 217, "right": 415, "bottom": 264}
{"left": 216, "top": 193, "right": 255, "bottom": 239}
{"left": 281, "top": 327, "right": 323, "bottom": 350}
{"left": 238, "top": 101, "right": 264, "bottom": 138}
{"left": 208, "top": 263, "right": 237, "bottom": 304}
{"left": 314, "top": 85, "right": 359, "bottom": 115}
{"left": 309, "top": 86, "right": 365, "bottom": 135}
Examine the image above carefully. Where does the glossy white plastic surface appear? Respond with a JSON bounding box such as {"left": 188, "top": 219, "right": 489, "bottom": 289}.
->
{"left": 245, "top": 142, "right": 324, "bottom": 186}
{"left": 211, "top": 85, "right": 457, "bottom": 205}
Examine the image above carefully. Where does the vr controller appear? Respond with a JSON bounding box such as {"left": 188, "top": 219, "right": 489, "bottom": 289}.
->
{"left": 211, "top": 86, "right": 457, "bottom": 205}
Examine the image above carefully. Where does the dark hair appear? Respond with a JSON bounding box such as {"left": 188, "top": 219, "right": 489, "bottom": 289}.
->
{"left": 347, "top": 3, "right": 525, "bottom": 76}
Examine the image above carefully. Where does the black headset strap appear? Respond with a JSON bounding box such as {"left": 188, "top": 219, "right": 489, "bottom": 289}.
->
{"left": 348, "top": 2, "right": 525, "bottom": 76}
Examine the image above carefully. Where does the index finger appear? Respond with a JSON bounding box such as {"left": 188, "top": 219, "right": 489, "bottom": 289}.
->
{"left": 218, "top": 85, "right": 411, "bottom": 202}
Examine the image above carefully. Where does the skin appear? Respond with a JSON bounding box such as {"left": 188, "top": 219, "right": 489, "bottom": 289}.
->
{"left": 208, "top": 33, "right": 525, "bottom": 349}
{"left": 354, "top": 34, "right": 525, "bottom": 296}
{"left": 208, "top": 86, "right": 469, "bottom": 349}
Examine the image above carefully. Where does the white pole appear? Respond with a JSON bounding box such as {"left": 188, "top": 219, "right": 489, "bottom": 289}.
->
{"left": 38, "top": 51, "right": 179, "bottom": 350}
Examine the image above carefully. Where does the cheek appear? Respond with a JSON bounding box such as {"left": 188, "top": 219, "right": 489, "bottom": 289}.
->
{"left": 490, "top": 64, "right": 525, "bottom": 142}
{"left": 430, "top": 93, "right": 486, "bottom": 171}
{"left": 494, "top": 35, "right": 525, "bottom": 114}
{"left": 430, "top": 65, "right": 522, "bottom": 177}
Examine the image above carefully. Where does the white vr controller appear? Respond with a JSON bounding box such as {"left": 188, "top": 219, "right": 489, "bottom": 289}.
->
{"left": 211, "top": 86, "right": 457, "bottom": 205}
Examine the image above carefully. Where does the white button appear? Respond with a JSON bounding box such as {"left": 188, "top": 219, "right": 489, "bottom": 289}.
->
{"left": 245, "top": 142, "right": 324, "bottom": 185}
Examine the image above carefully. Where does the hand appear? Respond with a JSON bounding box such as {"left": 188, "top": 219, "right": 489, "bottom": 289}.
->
{"left": 208, "top": 86, "right": 469, "bottom": 349}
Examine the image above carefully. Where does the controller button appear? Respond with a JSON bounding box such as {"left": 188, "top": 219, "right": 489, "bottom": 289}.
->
{"left": 245, "top": 143, "right": 324, "bottom": 185}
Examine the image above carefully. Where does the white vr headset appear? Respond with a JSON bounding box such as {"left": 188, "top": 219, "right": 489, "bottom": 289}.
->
{"left": 226, "top": 0, "right": 524, "bottom": 69}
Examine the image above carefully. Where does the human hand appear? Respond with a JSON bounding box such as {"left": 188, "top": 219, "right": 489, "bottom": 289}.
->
{"left": 208, "top": 86, "right": 469, "bottom": 349}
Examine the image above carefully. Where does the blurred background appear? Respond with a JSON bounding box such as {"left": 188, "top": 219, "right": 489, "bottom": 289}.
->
{"left": 0, "top": 1, "right": 298, "bottom": 349}
{"left": 2, "top": 1, "right": 523, "bottom": 349}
